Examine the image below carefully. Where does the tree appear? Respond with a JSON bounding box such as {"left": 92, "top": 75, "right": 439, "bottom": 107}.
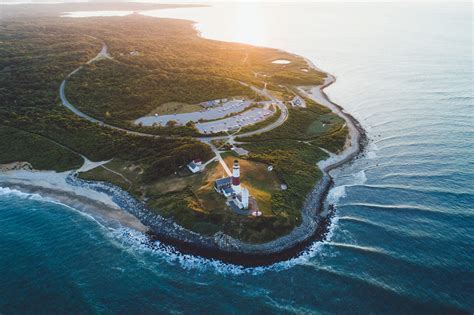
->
{"left": 166, "top": 120, "right": 178, "bottom": 127}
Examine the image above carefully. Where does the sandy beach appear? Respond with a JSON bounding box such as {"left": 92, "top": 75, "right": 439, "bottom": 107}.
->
{"left": 0, "top": 52, "right": 365, "bottom": 266}
{"left": 0, "top": 169, "right": 148, "bottom": 233}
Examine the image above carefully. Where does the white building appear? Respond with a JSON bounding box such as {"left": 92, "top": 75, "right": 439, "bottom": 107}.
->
{"left": 187, "top": 159, "right": 202, "bottom": 173}
{"left": 290, "top": 96, "right": 306, "bottom": 108}
{"left": 214, "top": 160, "right": 251, "bottom": 211}
{"left": 232, "top": 146, "right": 249, "bottom": 156}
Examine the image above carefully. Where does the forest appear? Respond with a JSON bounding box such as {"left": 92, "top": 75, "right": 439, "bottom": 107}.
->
{"left": 60, "top": 15, "right": 325, "bottom": 129}
{"left": 0, "top": 14, "right": 212, "bottom": 177}
{"left": 0, "top": 7, "right": 346, "bottom": 243}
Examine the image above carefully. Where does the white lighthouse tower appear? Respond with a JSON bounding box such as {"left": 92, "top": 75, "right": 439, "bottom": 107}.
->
{"left": 231, "top": 160, "right": 242, "bottom": 194}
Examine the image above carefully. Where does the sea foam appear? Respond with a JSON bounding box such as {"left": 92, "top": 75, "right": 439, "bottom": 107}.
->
{"left": 0, "top": 185, "right": 106, "bottom": 229}
{"left": 109, "top": 218, "right": 341, "bottom": 276}
{"left": 0, "top": 186, "right": 45, "bottom": 201}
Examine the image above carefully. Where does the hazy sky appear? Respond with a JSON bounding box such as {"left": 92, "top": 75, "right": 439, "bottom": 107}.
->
{"left": 152, "top": 0, "right": 466, "bottom": 2}
{"left": 0, "top": 0, "right": 465, "bottom": 3}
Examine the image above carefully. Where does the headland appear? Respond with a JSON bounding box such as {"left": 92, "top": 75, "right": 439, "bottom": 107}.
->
{"left": 0, "top": 6, "right": 366, "bottom": 266}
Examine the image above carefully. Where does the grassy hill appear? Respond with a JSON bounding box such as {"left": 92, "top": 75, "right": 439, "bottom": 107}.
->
{"left": 0, "top": 7, "right": 346, "bottom": 243}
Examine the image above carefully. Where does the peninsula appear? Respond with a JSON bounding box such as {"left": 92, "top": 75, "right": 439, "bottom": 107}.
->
{"left": 0, "top": 4, "right": 365, "bottom": 266}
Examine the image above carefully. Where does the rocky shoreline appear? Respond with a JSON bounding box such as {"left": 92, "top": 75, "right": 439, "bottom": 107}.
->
{"left": 0, "top": 67, "right": 366, "bottom": 267}
{"left": 60, "top": 70, "right": 367, "bottom": 267}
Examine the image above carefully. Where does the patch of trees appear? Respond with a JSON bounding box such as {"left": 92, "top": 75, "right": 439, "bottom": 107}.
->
{"left": 52, "top": 15, "right": 325, "bottom": 128}
{"left": 0, "top": 19, "right": 212, "bottom": 174}
{"left": 0, "top": 126, "right": 83, "bottom": 171}
{"left": 141, "top": 142, "right": 213, "bottom": 183}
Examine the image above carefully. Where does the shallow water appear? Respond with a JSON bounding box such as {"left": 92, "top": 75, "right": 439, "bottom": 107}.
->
{"left": 1, "top": 2, "right": 473, "bottom": 313}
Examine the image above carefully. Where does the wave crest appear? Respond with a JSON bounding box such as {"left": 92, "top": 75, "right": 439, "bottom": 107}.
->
{"left": 0, "top": 186, "right": 44, "bottom": 200}
{"left": 110, "top": 214, "right": 341, "bottom": 275}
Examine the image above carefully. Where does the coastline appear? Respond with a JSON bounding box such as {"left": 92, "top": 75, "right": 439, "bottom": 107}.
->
{"left": 0, "top": 64, "right": 366, "bottom": 266}
{"left": 0, "top": 170, "right": 148, "bottom": 233}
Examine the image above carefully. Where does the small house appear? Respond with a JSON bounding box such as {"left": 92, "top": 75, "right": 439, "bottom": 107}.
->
{"left": 187, "top": 159, "right": 202, "bottom": 174}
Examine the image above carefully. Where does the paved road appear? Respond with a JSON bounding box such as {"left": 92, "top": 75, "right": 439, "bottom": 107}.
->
{"left": 196, "top": 85, "right": 288, "bottom": 142}
{"left": 59, "top": 41, "right": 289, "bottom": 165}
{"left": 135, "top": 100, "right": 254, "bottom": 127}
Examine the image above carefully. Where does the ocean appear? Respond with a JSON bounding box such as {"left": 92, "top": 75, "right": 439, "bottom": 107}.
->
{"left": 1, "top": 2, "right": 473, "bottom": 313}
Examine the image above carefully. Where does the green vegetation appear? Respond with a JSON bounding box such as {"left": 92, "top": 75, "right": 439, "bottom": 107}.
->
{"left": 236, "top": 99, "right": 348, "bottom": 224}
{"left": 67, "top": 58, "right": 254, "bottom": 124}
{"left": 147, "top": 102, "right": 202, "bottom": 116}
{"left": 0, "top": 14, "right": 212, "bottom": 177}
{"left": 237, "top": 106, "right": 280, "bottom": 134}
{"left": 242, "top": 98, "right": 347, "bottom": 153}
{"left": 59, "top": 15, "right": 324, "bottom": 130}
{"left": 0, "top": 126, "right": 83, "bottom": 172}
{"left": 78, "top": 164, "right": 132, "bottom": 191}
{"left": 81, "top": 157, "right": 292, "bottom": 243}
{"left": 1, "top": 6, "right": 347, "bottom": 244}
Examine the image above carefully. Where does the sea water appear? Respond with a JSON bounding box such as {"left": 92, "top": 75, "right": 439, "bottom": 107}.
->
{"left": 1, "top": 3, "right": 473, "bottom": 313}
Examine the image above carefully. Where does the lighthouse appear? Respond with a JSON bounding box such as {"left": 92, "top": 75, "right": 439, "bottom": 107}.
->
{"left": 215, "top": 159, "right": 254, "bottom": 211}
{"left": 231, "top": 159, "right": 241, "bottom": 194}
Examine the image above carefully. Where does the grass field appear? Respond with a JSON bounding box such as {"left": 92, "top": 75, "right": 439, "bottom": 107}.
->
{"left": 146, "top": 102, "right": 203, "bottom": 116}
{"left": 1, "top": 9, "right": 346, "bottom": 243}
{"left": 77, "top": 153, "right": 291, "bottom": 242}
{"left": 79, "top": 165, "right": 131, "bottom": 190}
{"left": 306, "top": 113, "right": 344, "bottom": 136}
{"left": 146, "top": 154, "right": 280, "bottom": 215}
{"left": 221, "top": 156, "right": 280, "bottom": 214}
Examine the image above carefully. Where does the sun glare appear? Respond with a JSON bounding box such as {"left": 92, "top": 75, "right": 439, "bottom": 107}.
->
{"left": 226, "top": 4, "right": 267, "bottom": 45}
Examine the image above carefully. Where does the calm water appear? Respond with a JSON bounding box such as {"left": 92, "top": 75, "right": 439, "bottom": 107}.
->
{"left": 1, "top": 3, "right": 473, "bottom": 313}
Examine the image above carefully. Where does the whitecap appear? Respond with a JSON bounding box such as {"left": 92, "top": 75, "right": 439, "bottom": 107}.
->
{"left": 0, "top": 186, "right": 44, "bottom": 200}
{"left": 327, "top": 185, "right": 347, "bottom": 204}
{"left": 0, "top": 188, "right": 341, "bottom": 275}
{"left": 109, "top": 216, "right": 342, "bottom": 275}
{"left": 0, "top": 185, "right": 107, "bottom": 229}
{"left": 366, "top": 151, "right": 377, "bottom": 159}
{"left": 368, "top": 141, "right": 379, "bottom": 151}
{"left": 353, "top": 170, "right": 367, "bottom": 185}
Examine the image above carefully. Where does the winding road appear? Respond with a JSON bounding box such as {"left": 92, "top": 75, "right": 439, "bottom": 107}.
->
{"left": 59, "top": 41, "right": 289, "bottom": 172}
{"left": 55, "top": 37, "right": 366, "bottom": 264}
{"left": 59, "top": 42, "right": 288, "bottom": 144}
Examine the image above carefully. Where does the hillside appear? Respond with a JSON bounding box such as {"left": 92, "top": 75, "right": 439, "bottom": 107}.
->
{"left": 0, "top": 8, "right": 346, "bottom": 243}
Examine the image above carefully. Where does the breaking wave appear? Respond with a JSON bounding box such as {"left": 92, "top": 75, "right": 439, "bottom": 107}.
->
{"left": 327, "top": 168, "right": 368, "bottom": 204}
{"left": 362, "top": 141, "right": 378, "bottom": 159}
{"left": 0, "top": 186, "right": 44, "bottom": 200}
{"left": 327, "top": 185, "right": 347, "bottom": 204}
{"left": 0, "top": 186, "right": 107, "bottom": 231}
{"left": 109, "top": 214, "right": 341, "bottom": 275}
{"left": 0, "top": 185, "right": 343, "bottom": 275}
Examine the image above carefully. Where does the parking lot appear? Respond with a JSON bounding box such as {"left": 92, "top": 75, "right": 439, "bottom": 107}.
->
{"left": 196, "top": 107, "right": 274, "bottom": 134}
{"left": 134, "top": 100, "right": 253, "bottom": 126}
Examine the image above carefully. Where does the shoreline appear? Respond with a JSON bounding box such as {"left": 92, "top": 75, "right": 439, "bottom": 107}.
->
{"left": 0, "top": 65, "right": 366, "bottom": 267}
{"left": 1, "top": 13, "right": 366, "bottom": 267}
{"left": 0, "top": 171, "right": 148, "bottom": 233}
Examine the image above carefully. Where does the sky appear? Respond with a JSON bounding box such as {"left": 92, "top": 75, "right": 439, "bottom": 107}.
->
{"left": 0, "top": 0, "right": 467, "bottom": 3}
{"left": 134, "top": 0, "right": 469, "bottom": 2}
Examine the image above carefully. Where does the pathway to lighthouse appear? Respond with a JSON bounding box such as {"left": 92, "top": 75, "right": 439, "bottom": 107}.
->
{"left": 208, "top": 141, "right": 232, "bottom": 176}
